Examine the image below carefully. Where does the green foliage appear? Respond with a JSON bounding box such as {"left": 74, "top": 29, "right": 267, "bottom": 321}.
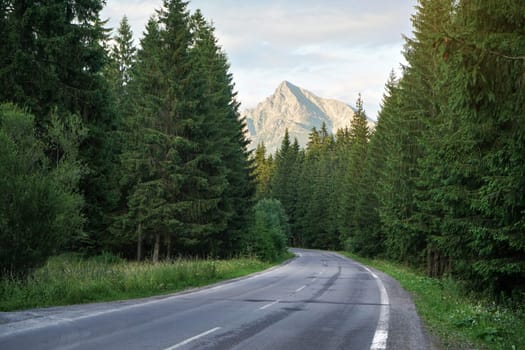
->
{"left": 0, "top": 0, "right": 121, "bottom": 253}
{"left": 2, "top": 0, "right": 522, "bottom": 308}
{"left": 0, "top": 0, "right": 254, "bottom": 274}
{"left": 295, "top": 126, "right": 339, "bottom": 249}
{"left": 339, "top": 93, "right": 371, "bottom": 253}
{"left": 271, "top": 130, "right": 302, "bottom": 242}
{"left": 0, "top": 253, "right": 271, "bottom": 311}
{"left": 252, "top": 0, "right": 525, "bottom": 304}
{"left": 252, "top": 143, "right": 274, "bottom": 200}
{"left": 113, "top": 1, "right": 254, "bottom": 261}
{"left": 0, "top": 104, "right": 84, "bottom": 275}
{"left": 246, "top": 199, "right": 289, "bottom": 262}
{"left": 107, "top": 16, "right": 136, "bottom": 97}
{"left": 351, "top": 0, "right": 525, "bottom": 300}
{"left": 343, "top": 252, "right": 525, "bottom": 350}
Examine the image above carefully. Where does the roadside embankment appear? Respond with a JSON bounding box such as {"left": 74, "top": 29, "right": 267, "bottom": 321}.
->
{"left": 0, "top": 253, "right": 293, "bottom": 312}
{"left": 341, "top": 252, "right": 525, "bottom": 350}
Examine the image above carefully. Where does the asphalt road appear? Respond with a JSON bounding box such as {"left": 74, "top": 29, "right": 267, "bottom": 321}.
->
{"left": 0, "top": 249, "right": 434, "bottom": 349}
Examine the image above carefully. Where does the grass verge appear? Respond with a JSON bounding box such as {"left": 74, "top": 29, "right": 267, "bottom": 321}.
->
{"left": 0, "top": 252, "right": 292, "bottom": 312}
{"left": 341, "top": 252, "right": 525, "bottom": 350}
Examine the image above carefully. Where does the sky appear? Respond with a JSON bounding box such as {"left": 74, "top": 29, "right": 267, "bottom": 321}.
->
{"left": 101, "top": 0, "right": 418, "bottom": 120}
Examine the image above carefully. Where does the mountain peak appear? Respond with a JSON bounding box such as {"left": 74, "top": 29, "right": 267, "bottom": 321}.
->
{"left": 277, "top": 80, "right": 297, "bottom": 90}
{"left": 274, "top": 80, "right": 306, "bottom": 101}
{"left": 244, "top": 82, "right": 374, "bottom": 153}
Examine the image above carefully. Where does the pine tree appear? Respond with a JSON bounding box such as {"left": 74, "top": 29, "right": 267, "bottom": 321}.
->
{"left": 339, "top": 94, "right": 370, "bottom": 251}
{"left": 107, "top": 16, "right": 136, "bottom": 114}
{"left": 121, "top": 2, "right": 255, "bottom": 260}
{"left": 370, "top": 0, "right": 454, "bottom": 267}
{"left": 0, "top": 0, "right": 121, "bottom": 251}
{"left": 271, "top": 129, "right": 302, "bottom": 244}
{"left": 188, "top": 9, "right": 254, "bottom": 255}
{"left": 122, "top": 11, "right": 183, "bottom": 262}
{"left": 253, "top": 143, "right": 273, "bottom": 199}
{"left": 295, "top": 125, "right": 339, "bottom": 249}
{"left": 354, "top": 71, "right": 399, "bottom": 257}
{"left": 421, "top": 0, "right": 525, "bottom": 291}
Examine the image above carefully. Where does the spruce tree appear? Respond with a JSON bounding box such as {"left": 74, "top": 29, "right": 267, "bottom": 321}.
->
{"left": 107, "top": 16, "right": 136, "bottom": 114}
{"left": 253, "top": 143, "right": 273, "bottom": 200}
{"left": 354, "top": 71, "right": 399, "bottom": 257}
{"left": 295, "top": 125, "right": 339, "bottom": 249}
{"left": 0, "top": 0, "right": 120, "bottom": 251}
{"left": 188, "top": 9, "right": 254, "bottom": 255}
{"left": 422, "top": 0, "right": 525, "bottom": 291}
{"left": 271, "top": 129, "right": 302, "bottom": 244}
{"left": 339, "top": 94, "right": 370, "bottom": 251}
{"left": 121, "top": 2, "right": 255, "bottom": 259}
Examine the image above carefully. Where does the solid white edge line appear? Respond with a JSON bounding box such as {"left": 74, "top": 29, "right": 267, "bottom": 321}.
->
{"left": 1, "top": 254, "right": 297, "bottom": 337}
{"left": 164, "top": 327, "right": 221, "bottom": 350}
{"left": 362, "top": 266, "right": 390, "bottom": 350}
{"left": 258, "top": 300, "right": 280, "bottom": 310}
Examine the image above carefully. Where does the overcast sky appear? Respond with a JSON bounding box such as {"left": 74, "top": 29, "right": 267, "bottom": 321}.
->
{"left": 101, "top": 0, "right": 418, "bottom": 119}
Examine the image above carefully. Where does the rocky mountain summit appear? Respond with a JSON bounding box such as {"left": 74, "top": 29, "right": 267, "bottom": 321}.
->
{"left": 243, "top": 81, "right": 374, "bottom": 152}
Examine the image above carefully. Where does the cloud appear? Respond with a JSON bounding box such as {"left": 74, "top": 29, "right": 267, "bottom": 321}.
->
{"left": 101, "top": 0, "right": 417, "bottom": 119}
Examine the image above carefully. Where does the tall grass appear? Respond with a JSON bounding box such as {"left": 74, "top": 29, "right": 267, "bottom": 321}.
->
{"left": 342, "top": 252, "right": 525, "bottom": 350}
{"left": 0, "top": 254, "right": 273, "bottom": 311}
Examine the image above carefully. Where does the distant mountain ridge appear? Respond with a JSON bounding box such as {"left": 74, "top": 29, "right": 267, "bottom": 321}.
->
{"left": 243, "top": 81, "right": 374, "bottom": 152}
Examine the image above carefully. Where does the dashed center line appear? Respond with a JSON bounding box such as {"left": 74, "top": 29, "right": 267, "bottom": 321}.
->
{"left": 258, "top": 300, "right": 280, "bottom": 310}
{"left": 164, "top": 327, "right": 221, "bottom": 350}
{"left": 295, "top": 285, "right": 306, "bottom": 293}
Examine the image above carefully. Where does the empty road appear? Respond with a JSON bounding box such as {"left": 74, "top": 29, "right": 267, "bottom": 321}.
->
{"left": 0, "top": 249, "right": 433, "bottom": 349}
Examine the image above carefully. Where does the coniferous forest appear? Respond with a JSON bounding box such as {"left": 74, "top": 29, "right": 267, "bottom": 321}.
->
{"left": 0, "top": 0, "right": 261, "bottom": 274}
{"left": 1, "top": 0, "right": 524, "bottom": 306}
{"left": 256, "top": 0, "right": 525, "bottom": 300}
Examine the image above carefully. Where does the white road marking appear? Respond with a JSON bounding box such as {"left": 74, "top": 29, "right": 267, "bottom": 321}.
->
{"left": 164, "top": 327, "right": 221, "bottom": 350}
{"left": 258, "top": 300, "right": 280, "bottom": 310}
{"left": 295, "top": 285, "right": 306, "bottom": 293}
{"left": 362, "top": 266, "right": 390, "bottom": 350}
{"left": 1, "top": 255, "right": 295, "bottom": 338}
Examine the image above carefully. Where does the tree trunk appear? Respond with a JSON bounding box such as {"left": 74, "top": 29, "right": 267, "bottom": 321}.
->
{"left": 137, "top": 222, "right": 143, "bottom": 261}
{"left": 165, "top": 235, "right": 171, "bottom": 261}
{"left": 153, "top": 233, "right": 160, "bottom": 263}
{"left": 427, "top": 247, "right": 432, "bottom": 277}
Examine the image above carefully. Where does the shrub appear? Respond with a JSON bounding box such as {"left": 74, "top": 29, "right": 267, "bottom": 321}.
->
{"left": 247, "top": 199, "right": 289, "bottom": 261}
{"left": 0, "top": 104, "right": 84, "bottom": 276}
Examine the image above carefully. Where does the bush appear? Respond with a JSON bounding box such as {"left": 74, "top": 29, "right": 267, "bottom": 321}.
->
{"left": 0, "top": 104, "right": 84, "bottom": 277}
{"left": 246, "top": 199, "right": 289, "bottom": 261}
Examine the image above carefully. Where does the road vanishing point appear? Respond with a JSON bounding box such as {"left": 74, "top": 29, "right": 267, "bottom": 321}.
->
{"left": 0, "top": 249, "right": 433, "bottom": 349}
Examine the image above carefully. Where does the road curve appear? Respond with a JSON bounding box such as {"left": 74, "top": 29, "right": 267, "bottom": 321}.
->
{"left": 0, "top": 249, "right": 433, "bottom": 349}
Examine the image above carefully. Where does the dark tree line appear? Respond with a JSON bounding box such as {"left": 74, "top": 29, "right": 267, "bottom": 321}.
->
{"left": 0, "top": 0, "right": 259, "bottom": 275}
{"left": 258, "top": 0, "right": 525, "bottom": 298}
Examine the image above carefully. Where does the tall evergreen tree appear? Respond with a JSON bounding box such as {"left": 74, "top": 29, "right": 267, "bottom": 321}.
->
{"left": 188, "top": 9, "right": 254, "bottom": 255}
{"left": 271, "top": 129, "right": 302, "bottom": 244}
{"left": 107, "top": 16, "right": 136, "bottom": 114}
{"left": 120, "top": 2, "right": 254, "bottom": 260}
{"left": 339, "top": 94, "right": 370, "bottom": 250}
{"left": 295, "top": 125, "right": 339, "bottom": 249}
{"left": 419, "top": 0, "right": 525, "bottom": 290}
{"left": 252, "top": 143, "right": 274, "bottom": 200}
{"left": 0, "top": 0, "right": 120, "bottom": 251}
{"left": 354, "top": 71, "right": 399, "bottom": 257}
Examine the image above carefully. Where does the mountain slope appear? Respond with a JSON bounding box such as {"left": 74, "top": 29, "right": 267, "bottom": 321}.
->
{"left": 244, "top": 81, "right": 374, "bottom": 152}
